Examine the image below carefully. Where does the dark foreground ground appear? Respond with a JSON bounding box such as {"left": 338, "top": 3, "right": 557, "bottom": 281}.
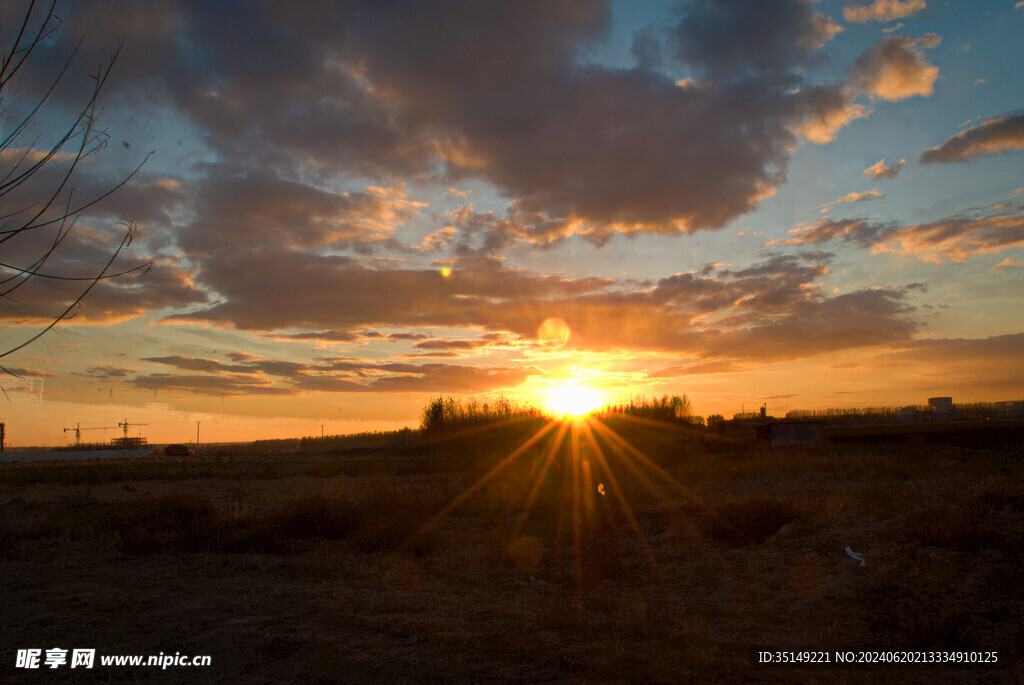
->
{"left": 1, "top": 423, "right": 1022, "bottom": 683}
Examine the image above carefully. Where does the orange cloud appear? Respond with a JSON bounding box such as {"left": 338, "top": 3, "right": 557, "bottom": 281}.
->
{"left": 991, "top": 258, "right": 1022, "bottom": 272}
{"left": 843, "top": 0, "right": 926, "bottom": 24}
{"left": 778, "top": 211, "right": 1024, "bottom": 263}
{"left": 850, "top": 35, "right": 941, "bottom": 101}
{"left": 920, "top": 112, "right": 1024, "bottom": 164}
{"left": 820, "top": 189, "right": 885, "bottom": 213}
{"left": 863, "top": 157, "right": 905, "bottom": 179}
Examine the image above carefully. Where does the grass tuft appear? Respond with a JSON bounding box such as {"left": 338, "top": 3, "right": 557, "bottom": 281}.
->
{"left": 702, "top": 496, "right": 800, "bottom": 545}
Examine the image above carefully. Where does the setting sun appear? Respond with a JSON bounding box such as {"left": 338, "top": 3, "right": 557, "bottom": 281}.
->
{"left": 544, "top": 384, "right": 606, "bottom": 420}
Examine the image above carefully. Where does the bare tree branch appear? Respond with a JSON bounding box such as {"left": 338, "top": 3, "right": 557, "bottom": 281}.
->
{"left": 0, "top": 1, "right": 150, "bottom": 370}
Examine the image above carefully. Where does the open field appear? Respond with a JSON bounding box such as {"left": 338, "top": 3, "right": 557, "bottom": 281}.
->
{"left": 1, "top": 421, "right": 1022, "bottom": 683}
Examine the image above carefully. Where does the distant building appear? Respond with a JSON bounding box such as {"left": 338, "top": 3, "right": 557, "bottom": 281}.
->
{"left": 928, "top": 397, "right": 956, "bottom": 422}
{"left": 900, "top": 406, "right": 923, "bottom": 423}
{"left": 763, "top": 421, "right": 824, "bottom": 447}
{"left": 993, "top": 401, "right": 1024, "bottom": 419}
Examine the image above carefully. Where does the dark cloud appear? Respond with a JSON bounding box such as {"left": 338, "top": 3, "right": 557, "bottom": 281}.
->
{"left": 135, "top": 352, "right": 541, "bottom": 395}
{"left": 670, "top": 0, "right": 841, "bottom": 80}
{"left": 0, "top": 246, "right": 207, "bottom": 326}
{"left": 414, "top": 339, "right": 484, "bottom": 351}
{"left": 777, "top": 211, "right": 1024, "bottom": 262}
{"left": 170, "top": 250, "right": 917, "bottom": 363}
{"left": 274, "top": 330, "right": 363, "bottom": 343}
{"left": 132, "top": 373, "right": 296, "bottom": 396}
{"left": 45, "top": 0, "right": 872, "bottom": 240}
{"left": 875, "top": 214, "right": 1024, "bottom": 262}
{"left": 692, "top": 287, "right": 918, "bottom": 360}
{"left": 177, "top": 168, "right": 423, "bottom": 255}
{"left": 920, "top": 112, "right": 1024, "bottom": 164}
{"left": 773, "top": 217, "right": 893, "bottom": 247}
{"left": 141, "top": 356, "right": 247, "bottom": 374}
{"left": 630, "top": 26, "right": 663, "bottom": 71}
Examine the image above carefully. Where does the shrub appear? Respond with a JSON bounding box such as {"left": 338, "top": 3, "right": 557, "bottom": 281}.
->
{"left": 702, "top": 497, "right": 800, "bottom": 545}
{"left": 351, "top": 510, "right": 436, "bottom": 555}
{"left": 110, "top": 494, "right": 223, "bottom": 555}
{"left": 276, "top": 494, "right": 361, "bottom": 540}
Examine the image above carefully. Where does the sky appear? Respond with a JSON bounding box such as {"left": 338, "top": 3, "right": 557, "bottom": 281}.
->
{"left": 1, "top": 0, "right": 1023, "bottom": 446}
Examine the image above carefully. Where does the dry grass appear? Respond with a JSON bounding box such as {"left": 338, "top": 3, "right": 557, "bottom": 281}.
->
{"left": 1, "top": 429, "right": 1021, "bottom": 682}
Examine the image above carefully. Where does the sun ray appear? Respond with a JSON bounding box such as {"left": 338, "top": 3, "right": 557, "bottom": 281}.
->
{"left": 579, "top": 420, "right": 662, "bottom": 580}
{"left": 399, "top": 419, "right": 560, "bottom": 552}
{"left": 570, "top": 422, "right": 583, "bottom": 599}
{"left": 587, "top": 419, "right": 712, "bottom": 551}
{"left": 510, "top": 422, "right": 569, "bottom": 540}
{"left": 590, "top": 420, "right": 749, "bottom": 544}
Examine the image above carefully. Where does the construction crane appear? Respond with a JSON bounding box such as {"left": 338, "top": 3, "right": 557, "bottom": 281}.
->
{"left": 117, "top": 419, "right": 148, "bottom": 439}
{"left": 62, "top": 423, "right": 109, "bottom": 446}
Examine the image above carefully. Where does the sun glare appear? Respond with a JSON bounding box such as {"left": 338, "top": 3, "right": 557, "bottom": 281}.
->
{"left": 545, "top": 384, "right": 605, "bottom": 420}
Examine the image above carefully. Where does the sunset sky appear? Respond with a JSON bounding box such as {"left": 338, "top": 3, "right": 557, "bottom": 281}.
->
{"left": 2, "top": 0, "right": 1023, "bottom": 446}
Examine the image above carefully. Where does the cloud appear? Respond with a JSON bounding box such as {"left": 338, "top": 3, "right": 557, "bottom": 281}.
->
{"left": 167, "top": 250, "right": 917, "bottom": 365}
{"left": 843, "top": 0, "right": 927, "bottom": 24}
{"left": 0, "top": 239, "right": 208, "bottom": 327}
{"left": 920, "top": 112, "right": 1024, "bottom": 164}
{"left": 788, "top": 85, "right": 871, "bottom": 144}
{"left": 877, "top": 334, "right": 1024, "bottom": 365}
{"left": 630, "top": 25, "right": 663, "bottom": 71}
{"left": 670, "top": 0, "right": 842, "bottom": 80}
{"left": 688, "top": 287, "right": 918, "bottom": 360}
{"left": 874, "top": 214, "right": 1024, "bottom": 262}
{"left": 132, "top": 374, "right": 297, "bottom": 396}
{"left": 649, "top": 361, "right": 746, "bottom": 378}
{"left": 991, "top": 257, "right": 1022, "bottom": 272}
{"left": 850, "top": 35, "right": 941, "bottom": 101}
{"left": 141, "top": 356, "right": 250, "bottom": 374}
{"left": 135, "top": 353, "right": 541, "bottom": 395}
{"left": 770, "top": 217, "right": 893, "bottom": 247}
{"left": 417, "top": 227, "right": 458, "bottom": 252}
{"left": 177, "top": 169, "right": 424, "bottom": 256}
{"left": 863, "top": 158, "right": 906, "bottom": 179}
{"left": 820, "top": 189, "right": 885, "bottom": 212}
{"left": 777, "top": 210, "right": 1024, "bottom": 262}
{"left": 413, "top": 339, "right": 486, "bottom": 351}
{"left": 43, "top": 0, "right": 885, "bottom": 241}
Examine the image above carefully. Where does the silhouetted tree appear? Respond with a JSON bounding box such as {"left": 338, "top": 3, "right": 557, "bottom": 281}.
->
{"left": 0, "top": 0, "right": 150, "bottom": 371}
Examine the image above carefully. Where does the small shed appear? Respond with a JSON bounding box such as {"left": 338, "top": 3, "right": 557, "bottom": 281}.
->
{"left": 764, "top": 421, "right": 824, "bottom": 447}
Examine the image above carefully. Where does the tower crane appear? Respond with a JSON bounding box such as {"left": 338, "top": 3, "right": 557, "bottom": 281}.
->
{"left": 62, "top": 423, "right": 109, "bottom": 446}
{"left": 117, "top": 419, "right": 148, "bottom": 439}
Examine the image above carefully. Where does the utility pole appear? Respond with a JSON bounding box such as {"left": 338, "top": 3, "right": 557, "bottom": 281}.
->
{"left": 196, "top": 421, "right": 200, "bottom": 453}
{"left": 321, "top": 425, "right": 324, "bottom": 439}
{"left": 1, "top": 421, "right": 5, "bottom": 454}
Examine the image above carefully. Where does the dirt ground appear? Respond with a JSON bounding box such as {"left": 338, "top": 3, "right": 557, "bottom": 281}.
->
{"left": 1, "top": 434, "right": 1021, "bottom": 683}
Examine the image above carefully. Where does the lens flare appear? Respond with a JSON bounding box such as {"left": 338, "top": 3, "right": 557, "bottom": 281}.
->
{"left": 538, "top": 318, "right": 570, "bottom": 347}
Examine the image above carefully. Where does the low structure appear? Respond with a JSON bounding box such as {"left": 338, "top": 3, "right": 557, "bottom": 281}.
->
{"left": 758, "top": 421, "right": 825, "bottom": 447}
{"left": 928, "top": 397, "right": 956, "bottom": 422}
